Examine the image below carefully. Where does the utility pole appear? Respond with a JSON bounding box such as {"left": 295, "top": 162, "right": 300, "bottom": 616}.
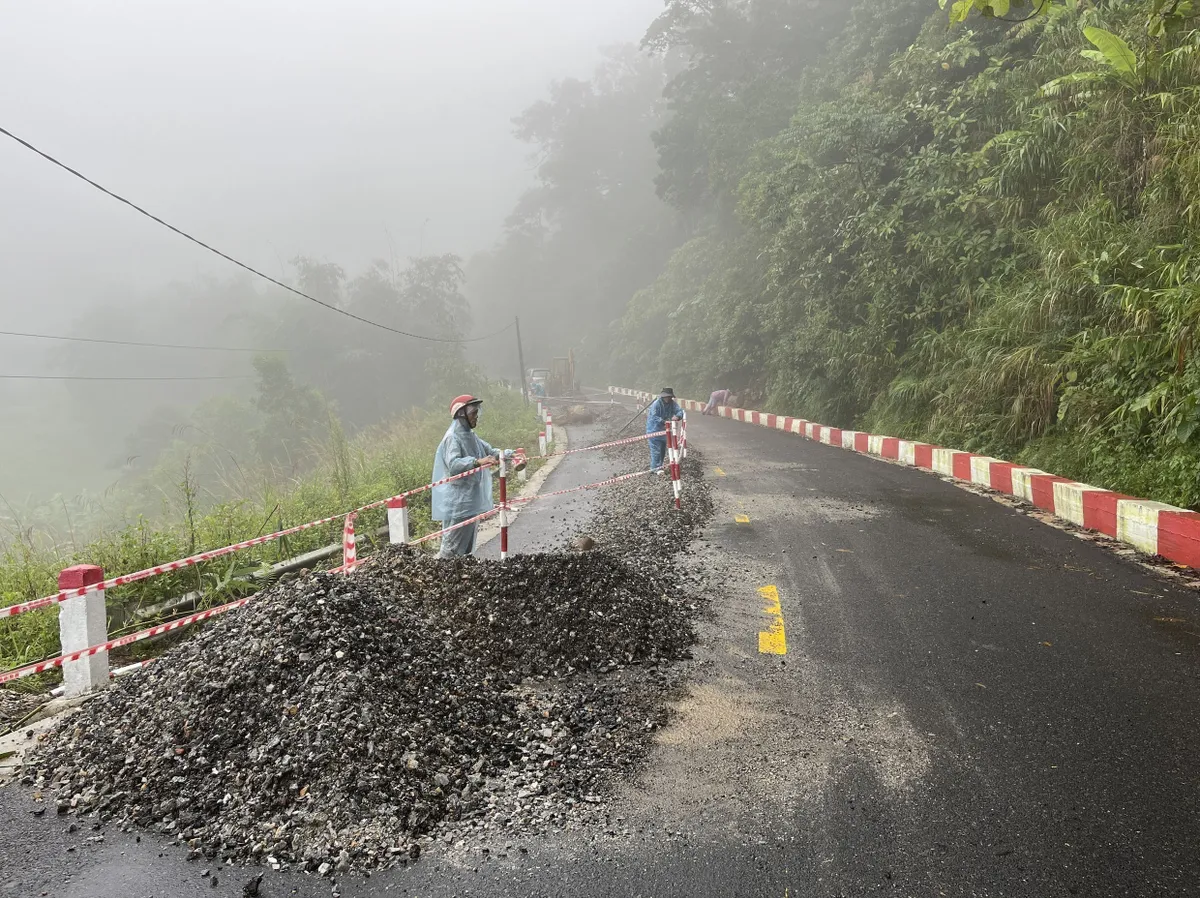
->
{"left": 514, "top": 315, "right": 529, "bottom": 405}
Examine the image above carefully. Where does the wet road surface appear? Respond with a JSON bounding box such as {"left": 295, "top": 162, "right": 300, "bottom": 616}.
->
{"left": 5, "top": 408, "right": 1200, "bottom": 897}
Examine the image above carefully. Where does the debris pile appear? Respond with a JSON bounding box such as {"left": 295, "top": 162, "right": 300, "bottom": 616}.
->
{"left": 372, "top": 550, "right": 693, "bottom": 678}
{"left": 592, "top": 431, "right": 714, "bottom": 559}
{"left": 30, "top": 547, "right": 694, "bottom": 872}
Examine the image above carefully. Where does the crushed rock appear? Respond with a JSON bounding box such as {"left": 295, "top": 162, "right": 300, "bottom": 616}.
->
{"left": 24, "top": 403, "right": 714, "bottom": 875}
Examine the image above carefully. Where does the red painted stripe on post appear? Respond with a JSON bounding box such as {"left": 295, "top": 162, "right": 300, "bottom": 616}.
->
{"left": 828, "top": 428, "right": 843, "bottom": 446}
{"left": 881, "top": 437, "right": 900, "bottom": 460}
{"left": 914, "top": 444, "right": 935, "bottom": 469}
{"left": 951, "top": 453, "right": 974, "bottom": 481}
{"left": 783, "top": 417, "right": 794, "bottom": 431}
{"left": 989, "top": 462, "right": 1017, "bottom": 495}
{"left": 854, "top": 433, "right": 869, "bottom": 453}
{"left": 1156, "top": 511, "right": 1200, "bottom": 567}
{"left": 766, "top": 413, "right": 777, "bottom": 428}
{"left": 1029, "top": 475, "right": 1070, "bottom": 512}
{"left": 1081, "top": 490, "right": 1131, "bottom": 538}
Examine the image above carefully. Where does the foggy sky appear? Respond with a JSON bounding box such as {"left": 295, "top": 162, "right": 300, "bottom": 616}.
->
{"left": 0, "top": 0, "right": 660, "bottom": 333}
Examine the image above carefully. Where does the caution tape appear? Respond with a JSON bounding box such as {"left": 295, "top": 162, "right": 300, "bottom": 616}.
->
{"left": 411, "top": 507, "right": 501, "bottom": 546}
{"left": 1, "top": 456, "right": 667, "bottom": 683}
{"left": 1, "top": 428, "right": 666, "bottom": 622}
{"left": 1, "top": 468, "right": 491, "bottom": 620}
{"left": 522, "top": 429, "right": 665, "bottom": 463}
{"left": 0, "top": 597, "right": 251, "bottom": 685}
{"left": 508, "top": 467, "right": 659, "bottom": 507}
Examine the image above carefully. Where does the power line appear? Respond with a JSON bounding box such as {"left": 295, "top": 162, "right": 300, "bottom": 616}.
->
{"left": 0, "top": 374, "right": 255, "bottom": 382}
{"left": 0, "top": 125, "right": 515, "bottom": 346}
{"left": 0, "top": 329, "right": 285, "bottom": 353}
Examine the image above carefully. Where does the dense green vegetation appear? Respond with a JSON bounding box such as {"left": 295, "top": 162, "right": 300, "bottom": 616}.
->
{"left": 477, "top": 0, "right": 1200, "bottom": 509}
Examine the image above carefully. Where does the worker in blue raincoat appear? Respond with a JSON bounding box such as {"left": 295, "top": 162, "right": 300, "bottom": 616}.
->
{"left": 432, "top": 394, "right": 514, "bottom": 557}
{"left": 646, "top": 387, "right": 685, "bottom": 473}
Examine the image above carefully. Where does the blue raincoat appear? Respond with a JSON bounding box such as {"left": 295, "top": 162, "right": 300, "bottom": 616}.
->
{"left": 431, "top": 419, "right": 501, "bottom": 523}
{"left": 645, "top": 396, "right": 685, "bottom": 434}
{"left": 646, "top": 396, "right": 685, "bottom": 471}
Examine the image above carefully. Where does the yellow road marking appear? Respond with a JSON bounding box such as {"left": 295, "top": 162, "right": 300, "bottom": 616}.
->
{"left": 735, "top": 514, "right": 751, "bottom": 524}
{"left": 714, "top": 466, "right": 726, "bottom": 477}
{"left": 757, "top": 585, "right": 787, "bottom": 655}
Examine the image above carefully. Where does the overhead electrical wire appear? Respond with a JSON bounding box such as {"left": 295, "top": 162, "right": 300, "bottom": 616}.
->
{"left": 0, "top": 374, "right": 255, "bottom": 382}
{"left": 0, "top": 125, "right": 515, "bottom": 345}
{"left": 0, "top": 329, "right": 285, "bottom": 353}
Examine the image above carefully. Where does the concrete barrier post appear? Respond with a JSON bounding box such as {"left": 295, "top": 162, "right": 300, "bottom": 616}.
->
{"left": 57, "top": 564, "right": 109, "bottom": 697}
{"left": 539, "top": 430, "right": 547, "bottom": 455}
{"left": 387, "top": 496, "right": 410, "bottom": 545}
{"left": 545, "top": 413, "right": 554, "bottom": 445}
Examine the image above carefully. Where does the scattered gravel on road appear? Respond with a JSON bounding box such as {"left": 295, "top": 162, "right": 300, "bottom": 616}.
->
{"left": 24, "top": 401, "right": 715, "bottom": 876}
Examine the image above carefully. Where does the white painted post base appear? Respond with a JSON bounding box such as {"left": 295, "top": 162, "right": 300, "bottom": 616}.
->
{"left": 387, "top": 496, "right": 410, "bottom": 544}
{"left": 58, "top": 564, "right": 108, "bottom": 697}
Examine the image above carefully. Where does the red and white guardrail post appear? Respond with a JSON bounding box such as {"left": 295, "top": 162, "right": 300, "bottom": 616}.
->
{"left": 545, "top": 412, "right": 554, "bottom": 445}
{"left": 539, "top": 429, "right": 547, "bottom": 455}
{"left": 387, "top": 495, "right": 410, "bottom": 545}
{"left": 58, "top": 564, "right": 109, "bottom": 696}
{"left": 668, "top": 421, "right": 682, "bottom": 509}
{"left": 342, "top": 512, "right": 358, "bottom": 573}
{"left": 499, "top": 453, "right": 510, "bottom": 560}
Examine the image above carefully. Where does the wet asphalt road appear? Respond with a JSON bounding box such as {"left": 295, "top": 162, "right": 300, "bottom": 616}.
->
{"left": 5, "top": 409, "right": 1200, "bottom": 897}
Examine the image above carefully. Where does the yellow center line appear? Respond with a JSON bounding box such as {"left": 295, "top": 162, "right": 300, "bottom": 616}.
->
{"left": 757, "top": 584, "right": 787, "bottom": 655}
{"left": 735, "top": 514, "right": 751, "bottom": 524}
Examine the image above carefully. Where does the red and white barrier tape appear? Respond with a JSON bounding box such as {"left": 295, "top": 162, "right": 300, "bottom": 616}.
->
{"left": 410, "top": 508, "right": 501, "bottom": 546}
{"left": 1, "top": 467, "right": 494, "bottom": 620}
{"left": 508, "top": 467, "right": 659, "bottom": 507}
{"left": 2, "top": 455, "right": 673, "bottom": 683}
{"left": 0, "top": 597, "right": 251, "bottom": 685}
{"left": 522, "top": 429, "right": 665, "bottom": 463}
{"left": 50, "top": 658, "right": 154, "bottom": 696}
{"left": 1, "top": 429, "right": 666, "bottom": 622}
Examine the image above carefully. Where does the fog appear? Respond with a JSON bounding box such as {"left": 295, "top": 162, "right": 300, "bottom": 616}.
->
{"left": 0, "top": 0, "right": 659, "bottom": 517}
{"left": 1, "top": 0, "right": 658, "bottom": 327}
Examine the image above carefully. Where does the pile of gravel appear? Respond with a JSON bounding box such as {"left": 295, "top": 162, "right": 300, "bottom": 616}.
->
{"left": 29, "top": 548, "right": 694, "bottom": 873}
{"left": 371, "top": 550, "right": 693, "bottom": 678}
{"left": 591, "top": 428, "right": 715, "bottom": 561}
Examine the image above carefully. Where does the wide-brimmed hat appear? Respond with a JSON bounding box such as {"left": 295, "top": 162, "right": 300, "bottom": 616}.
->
{"left": 659, "top": 387, "right": 675, "bottom": 397}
